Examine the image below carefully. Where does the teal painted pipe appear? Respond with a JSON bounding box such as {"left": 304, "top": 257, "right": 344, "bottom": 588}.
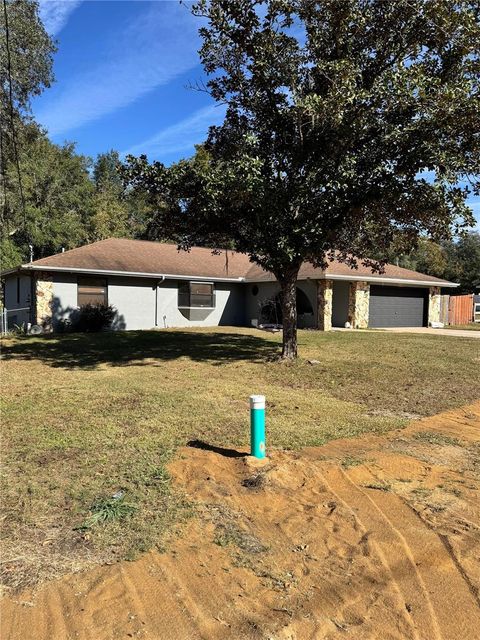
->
{"left": 250, "top": 395, "right": 266, "bottom": 458}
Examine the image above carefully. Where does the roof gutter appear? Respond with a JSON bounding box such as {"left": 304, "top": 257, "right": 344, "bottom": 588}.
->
{"left": 13, "top": 264, "right": 245, "bottom": 283}
{"left": 245, "top": 273, "right": 458, "bottom": 287}
{"left": 2, "top": 264, "right": 458, "bottom": 288}
{"left": 0, "top": 267, "right": 23, "bottom": 278}
{"left": 323, "top": 273, "right": 459, "bottom": 288}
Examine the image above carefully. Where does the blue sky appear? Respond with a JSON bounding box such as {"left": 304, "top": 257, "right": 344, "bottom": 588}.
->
{"left": 34, "top": 1, "right": 224, "bottom": 164}
{"left": 35, "top": 0, "right": 479, "bottom": 230}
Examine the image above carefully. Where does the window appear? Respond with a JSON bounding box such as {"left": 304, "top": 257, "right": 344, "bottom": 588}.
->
{"left": 178, "top": 282, "right": 215, "bottom": 308}
{"left": 475, "top": 302, "right": 480, "bottom": 323}
{"left": 77, "top": 277, "right": 107, "bottom": 307}
{"left": 252, "top": 285, "right": 259, "bottom": 296}
{"left": 16, "top": 277, "right": 20, "bottom": 304}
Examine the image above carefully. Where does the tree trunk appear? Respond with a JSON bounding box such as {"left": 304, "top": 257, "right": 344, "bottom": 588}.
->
{"left": 279, "top": 268, "right": 300, "bottom": 359}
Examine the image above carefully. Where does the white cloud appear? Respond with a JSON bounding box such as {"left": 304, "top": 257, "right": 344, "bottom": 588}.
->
{"left": 38, "top": 0, "right": 82, "bottom": 36}
{"left": 35, "top": 2, "right": 201, "bottom": 136}
{"left": 122, "top": 103, "right": 227, "bottom": 161}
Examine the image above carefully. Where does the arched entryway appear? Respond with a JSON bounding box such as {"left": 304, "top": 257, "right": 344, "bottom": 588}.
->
{"left": 259, "top": 288, "right": 314, "bottom": 328}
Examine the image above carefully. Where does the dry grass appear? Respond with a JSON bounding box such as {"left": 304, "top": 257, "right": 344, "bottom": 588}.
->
{"left": 1, "top": 327, "right": 479, "bottom": 592}
{"left": 446, "top": 323, "right": 480, "bottom": 331}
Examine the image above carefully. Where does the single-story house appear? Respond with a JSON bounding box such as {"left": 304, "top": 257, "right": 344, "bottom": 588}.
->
{"left": 1, "top": 237, "right": 458, "bottom": 332}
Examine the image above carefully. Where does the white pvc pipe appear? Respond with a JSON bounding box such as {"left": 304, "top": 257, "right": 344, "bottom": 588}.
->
{"left": 249, "top": 395, "right": 266, "bottom": 410}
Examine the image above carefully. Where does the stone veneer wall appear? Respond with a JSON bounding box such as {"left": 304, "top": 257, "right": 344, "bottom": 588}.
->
{"left": 35, "top": 273, "right": 54, "bottom": 330}
{"left": 428, "top": 286, "right": 441, "bottom": 325}
{"left": 317, "top": 280, "right": 333, "bottom": 331}
{"left": 348, "top": 281, "right": 370, "bottom": 329}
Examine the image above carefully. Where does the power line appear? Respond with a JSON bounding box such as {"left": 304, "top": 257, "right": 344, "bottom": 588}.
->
{"left": 2, "top": 0, "right": 27, "bottom": 229}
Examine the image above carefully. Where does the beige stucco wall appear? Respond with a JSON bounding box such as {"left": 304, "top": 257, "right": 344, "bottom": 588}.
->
{"left": 428, "top": 286, "right": 441, "bottom": 325}
{"left": 348, "top": 281, "right": 370, "bottom": 329}
{"left": 35, "top": 273, "right": 54, "bottom": 330}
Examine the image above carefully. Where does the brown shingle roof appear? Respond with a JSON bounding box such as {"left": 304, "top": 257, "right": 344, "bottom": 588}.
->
{"left": 245, "top": 257, "right": 453, "bottom": 285}
{"left": 28, "top": 238, "right": 251, "bottom": 280}
{"left": 22, "top": 237, "right": 455, "bottom": 286}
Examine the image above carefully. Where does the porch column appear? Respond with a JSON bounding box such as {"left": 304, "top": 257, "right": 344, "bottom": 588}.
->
{"left": 428, "top": 286, "right": 441, "bottom": 326}
{"left": 317, "top": 279, "right": 333, "bottom": 331}
{"left": 348, "top": 281, "right": 370, "bottom": 329}
{"left": 35, "top": 272, "right": 54, "bottom": 330}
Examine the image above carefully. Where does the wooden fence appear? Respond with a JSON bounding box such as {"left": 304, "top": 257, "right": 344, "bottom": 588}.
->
{"left": 448, "top": 294, "right": 474, "bottom": 325}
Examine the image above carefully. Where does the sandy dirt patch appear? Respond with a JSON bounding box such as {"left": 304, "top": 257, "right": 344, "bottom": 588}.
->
{"left": 1, "top": 403, "right": 479, "bottom": 639}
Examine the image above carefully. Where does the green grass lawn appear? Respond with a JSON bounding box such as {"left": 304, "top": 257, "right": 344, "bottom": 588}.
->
{"left": 1, "top": 327, "right": 479, "bottom": 591}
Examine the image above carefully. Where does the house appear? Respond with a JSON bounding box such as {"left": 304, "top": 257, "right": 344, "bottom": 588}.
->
{"left": 1, "top": 238, "right": 458, "bottom": 332}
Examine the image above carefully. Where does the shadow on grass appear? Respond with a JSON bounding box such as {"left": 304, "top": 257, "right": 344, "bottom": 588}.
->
{"left": 187, "top": 440, "right": 248, "bottom": 458}
{"left": 1, "top": 329, "right": 279, "bottom": 370}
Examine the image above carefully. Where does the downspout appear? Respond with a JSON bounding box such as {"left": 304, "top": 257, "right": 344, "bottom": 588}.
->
{"left": 155, "top": 276, "right": 165, "bottom": 327}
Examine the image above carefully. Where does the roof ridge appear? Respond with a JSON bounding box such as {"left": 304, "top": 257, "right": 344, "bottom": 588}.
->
{"left": 30, "top": 238, "right": 115, "bottom": 264}
{"left": 80, "top": 237, "right": 247, "bottom": 256}
{"left": 29, "top": 238, "right": 250, "bottom": 266}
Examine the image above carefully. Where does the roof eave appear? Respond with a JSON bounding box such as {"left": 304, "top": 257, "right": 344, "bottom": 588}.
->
{"left": 323, "top": 273, "right": 459, "bottom": 288}
{"left": 0, "top": 266, "right": 28, "bottom": 278}
{"left": 15, "top": 264, "right": 246, "bottom": 283}
{"left": 245, "top": 273, "right": 458, "bottom": 287}
{"left": 3, "top": 264, "right": 458, "bottom": 289}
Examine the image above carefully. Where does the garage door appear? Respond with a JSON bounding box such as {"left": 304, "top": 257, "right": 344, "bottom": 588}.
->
{"left": 369, "top": 285, "right": 427, "bottom": 328}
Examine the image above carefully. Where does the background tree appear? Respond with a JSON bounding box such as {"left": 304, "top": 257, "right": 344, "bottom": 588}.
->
{"left": 89, "top": 151, "right": 130, "bottom": 241}
{"left": 377, "top": 237, "right": 449, "bottom": 277}
{"left": 93, "top": 149, "right": 124, "bottom": 193}
{"left": 380, "top": 232, "right": 480, "bottom": 293}
{"left": 3, "top": 129, "right": 94, "bottom": 264}
{"left": 125, "top": 0, "right": 479, "bottom": 358}
{"left": 89, "top": 149, "right": 156, "bottom": 241}
{"left": 448, "top": 232, "right": 480, "bottom": 293}
{"left": 1, "top": 0, "right": 56, "bottom": 238}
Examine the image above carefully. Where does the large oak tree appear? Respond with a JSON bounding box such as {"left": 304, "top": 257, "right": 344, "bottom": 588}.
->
{"left": 125, "top": 0, "right": 479, "bottom": 358}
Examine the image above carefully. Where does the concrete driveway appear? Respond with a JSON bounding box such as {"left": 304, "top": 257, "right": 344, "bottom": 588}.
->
{"left": 381, "top": 327, "right": 480, "bottom": 338}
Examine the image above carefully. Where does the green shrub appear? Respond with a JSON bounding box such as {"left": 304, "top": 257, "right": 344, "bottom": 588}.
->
{"left": 12, "top": 323, "right": 28, "bottom": 335}
{"left": 55, "top": 318, "right": 72, "bottom": 334}
{"left": 71, "top": 304, "right": 116, "bottom": 332}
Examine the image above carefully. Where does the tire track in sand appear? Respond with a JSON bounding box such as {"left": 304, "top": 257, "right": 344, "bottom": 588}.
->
{"left": 322, "top": 465, "right": 480, "bottom": 639}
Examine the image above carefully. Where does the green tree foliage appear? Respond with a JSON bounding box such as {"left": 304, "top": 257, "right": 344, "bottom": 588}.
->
{"left": 93, "top": 150, "right": 124, "bottom": 193}
{"left": 449, "top": 232, "right": 480, "bottom": 293}
{"left": 0, "top": 0, "right": 54, "bottom": 116}
{"left": 89, "top": 190, "right": 130, "bottom": 242}
{"left": 3, "top": 129, "right": 94, "bottom": 265}
{"left": 89, "top": 151, "right": 130, "bottom": 241}
{"left": 89, "top": 150, "right": 154, "bottom": 241}
{"left": 1, "top": 0, "right": 56, "bottom": 228}
{"left": 125, "top": 0, "right": 479, "bottom": 357}
{"left": 0, "top": 234, "right": 23, "bottom": 269}
{"left": 2, "top": 141, "right": 152, "bottom": 270}
{"left": 2, "top": 141, "right": 156, "bottom": 268}
{"left": 378, "top": 237, "right": 449, "bottom": 276}
{"left": 384, "top": 232, "right": 480, "bottom": 293}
